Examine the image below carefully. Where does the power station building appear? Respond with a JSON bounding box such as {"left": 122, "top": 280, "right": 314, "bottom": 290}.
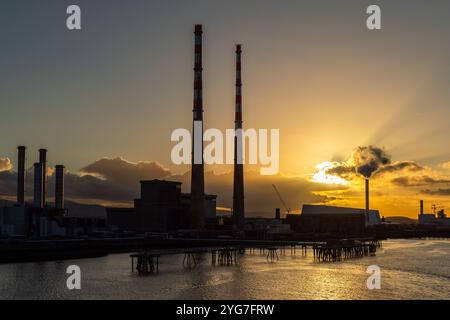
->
{"left": 107, "top": 180, "right": 217, "bottom": 233}
{"left": 0, "top": 146, "right": 67, "bottom": 238}
{"left": 286, "top": 204, "right": 381, "bottom": 237}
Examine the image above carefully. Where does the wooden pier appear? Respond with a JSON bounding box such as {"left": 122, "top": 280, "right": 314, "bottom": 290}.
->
{"left": 266, "top": 247, "right": 279, "bottom": 262}
{"left": 129, "top": 239, "right": 381, "bottom": 273}
{"left": 312, "top": 240, "right": 377, "bottom": 262}
{"left": 130, "top": 252, "right": 160, "bottom": 274}
{"left": 211, "top": 247, "right": 238, "bottom": 266}
{"left": 182, "top": 249, "right": 207, "bottom": 268}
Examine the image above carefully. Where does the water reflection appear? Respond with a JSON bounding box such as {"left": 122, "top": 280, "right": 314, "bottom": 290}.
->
{"left": 0, "top": 239, "right": 449, "bottom": 300}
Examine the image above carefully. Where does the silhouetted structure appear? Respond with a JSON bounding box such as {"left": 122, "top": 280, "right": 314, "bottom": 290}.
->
{"left": 233, "top": 44, "right": 245, "bottom": 230}
{"left": 275, "top": 208, "right": 281, "bottom": 220}
{"left": 107, "top": 180, "right": 217, "bottom": 233}
{"left": 135, "top": 180, "right": 183, "bottom": 232}
{"left": 190, "top": 24, "right": 205, "bottom": 230}
{"left": 286, "top": 205, "right": 380, "bottom": 238}
{"left": 365, "top": 177, "right": 370, "bottom": 224}
{"left": 39, "top": 149, "right": 47, "bottom": 207}
{"left": 418, "top": 200, "right": 450, "bottom": 226}
{"left": 55, "top": 165, "right": 65, "bottom": 209}
{"left": 181, "top": 193, "right": 217, "bottom": 220}
{"left": 33, "top": 162, "right": 44, "bottom": 209}
{"left": 16, "top": 146, "right": 26, "bottom": 205}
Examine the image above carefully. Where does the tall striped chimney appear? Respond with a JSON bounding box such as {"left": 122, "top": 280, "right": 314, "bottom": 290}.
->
{"left": 17, "top": 146, "right": 26, "bottom": 205}
{"left": 39, "top": 148, "right": 47, "bottom": 207}
{"left": 190, "top": 24, "right": 205, "bottom": 230}
{"left": 55, "top": 165, "right": 65, "bottom": 209}
{"left": 233, "top": 44, "right": 245, "bottom": 229}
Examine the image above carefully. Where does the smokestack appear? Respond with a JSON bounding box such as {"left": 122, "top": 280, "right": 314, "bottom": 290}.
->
{"left": 33, "top": 162, "right": 43, "bottom": 209}
{"left": 275, "top": 208, "right": 281, "bottom": 220}
{"left": 17, "top": 146, "right": 26, "bottom": 205}
{"left": 365, "top": 177, "right": 370, "bottom": 224}
{"left": 39, "top": 148, "right": 47, "bottom": 207}
{"left": 190, "top": 24, "right": 205, "bottom": 230}
{"left": 55, "top": 165, "right": 65, "bottom": 209}
{"left": 233, "top": 44, "right": 245, "bottom": 229}
{"left": 420, "top": 200, "right": 424, "bottom": 215}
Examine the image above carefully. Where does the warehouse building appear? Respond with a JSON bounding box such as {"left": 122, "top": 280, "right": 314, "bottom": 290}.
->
{"left": 286, "top": 204, "right": 380, "bottom": 237}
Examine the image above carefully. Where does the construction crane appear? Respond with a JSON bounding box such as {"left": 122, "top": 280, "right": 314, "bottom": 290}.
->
{"left": 272, "top": 184, "right": 291, "bottom": 214}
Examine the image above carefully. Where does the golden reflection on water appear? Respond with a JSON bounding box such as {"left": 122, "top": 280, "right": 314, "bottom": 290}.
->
{"left": 0, "top": 240, "right": 449, "bottom": 299}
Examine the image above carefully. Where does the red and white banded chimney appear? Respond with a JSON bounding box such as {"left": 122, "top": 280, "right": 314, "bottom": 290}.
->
{"left": 190, "top": 24, "right": 205, "bottom": 230}
{"left": 233, "top": 44, "right": 245, "bottom": 229}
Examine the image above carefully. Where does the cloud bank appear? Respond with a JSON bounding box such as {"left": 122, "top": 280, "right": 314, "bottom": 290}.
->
{"left": 1, "top": 148, "right": 450, "bottom": 217}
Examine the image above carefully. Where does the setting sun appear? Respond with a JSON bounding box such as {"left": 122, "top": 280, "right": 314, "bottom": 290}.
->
{"left": 311, "top": 162, "right": 349, "bottom": 185}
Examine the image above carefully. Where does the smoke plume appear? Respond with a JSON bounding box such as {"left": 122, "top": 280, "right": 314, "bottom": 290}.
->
{"left": 326, "top": 146, "right": 391, "bottom": 179}
{"left": 351, "top": 146, "right": 391, "bottom": 178}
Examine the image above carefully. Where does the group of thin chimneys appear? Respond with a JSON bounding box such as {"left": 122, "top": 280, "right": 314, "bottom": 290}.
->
{"left": 190, "top": 24, "right": 245, "bottom": 230}
{"left": 16, "top": 146, "right": 65, "bottom": 210}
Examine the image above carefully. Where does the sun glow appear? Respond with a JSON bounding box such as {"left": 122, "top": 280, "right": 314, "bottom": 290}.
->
{"left": 312, "top": 161, "right": 349, "bottom": 185}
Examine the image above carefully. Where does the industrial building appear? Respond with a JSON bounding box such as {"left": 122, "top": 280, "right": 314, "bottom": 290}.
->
{"left": 286, "top": 204, "right": 381, "bottom": 238}
{"left": 107, "top": 179, "right": 217, "bottom": 233}
{"left": 0, "top": 146, "right": 67, "bottom": 238}
{"left": 418, "top": 200, "right": 450, "bottom": 226}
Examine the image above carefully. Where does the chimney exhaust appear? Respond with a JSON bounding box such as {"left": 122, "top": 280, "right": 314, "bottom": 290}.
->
{"left": 55, "top": 165, "right": 65, "bottom": 209}
{"left": 17, "top": 146, "right": 26, "bottom": 205}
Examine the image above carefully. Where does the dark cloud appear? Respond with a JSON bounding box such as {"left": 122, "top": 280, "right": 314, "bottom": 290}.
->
{"left": 421, "top": 188, "right": 450, "bottom": 196}
{"left": 394, "top": 175, "right": 450, "bottom": 187}
{"left": 80, "top": 157, "right": 171, "bottom": 187}
{"left": 0, "top": 157, "right": 328, "bottom": 215}
{"left": 62, "top": 172, "right": 136, "bottom": 202}
{"left": 374, "top": 161, "right": 423, "bottom": 176}
{"left": 391, "top": 176, "right": 450, "bottom": 187}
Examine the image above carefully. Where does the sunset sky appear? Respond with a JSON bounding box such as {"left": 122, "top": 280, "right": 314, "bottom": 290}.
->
{"left": 1, "top": 0, "right": 450, "bottom": 218}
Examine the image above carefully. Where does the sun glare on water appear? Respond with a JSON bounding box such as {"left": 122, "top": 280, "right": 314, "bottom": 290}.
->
{"left": 312, "top": 161, "right": 349, "bottom": 185}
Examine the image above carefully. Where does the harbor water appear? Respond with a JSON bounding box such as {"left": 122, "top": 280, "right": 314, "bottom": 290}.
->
{"left": 0, "top": 239, "right": 449, "bottom": 300}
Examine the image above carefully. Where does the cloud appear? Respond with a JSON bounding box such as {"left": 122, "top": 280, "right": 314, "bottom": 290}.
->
{"left": 440, "top": 161, "right": 450, "bottom": 170}
{"left": 392, "top": 175, "right": 450, "bottom": 187}
{"left": 80, "top": 157, "right": 171, "bottom": 186}
{"left": 374, "top": 161, "right": 423, "bottom": 176}
{"left": 0, "top": 156, "right": 329, "bottom": 216}
{"left": 421, "top": 188, "right": 450, "bottom": 196}
{"left": 0, "top": 158, "right": 13, "bottom": 172}
{"left": 2, "top": 152, "right": 448, "bottom": 217}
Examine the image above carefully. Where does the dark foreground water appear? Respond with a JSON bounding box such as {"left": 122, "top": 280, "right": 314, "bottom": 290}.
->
{"left": 0, "top": 239, "right": 449, "bottom": 300}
